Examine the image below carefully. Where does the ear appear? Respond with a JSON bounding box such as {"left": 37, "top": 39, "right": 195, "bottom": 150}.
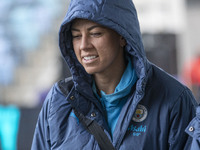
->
{"left": 120, "top": 36, "right": 126, "bottom": 47}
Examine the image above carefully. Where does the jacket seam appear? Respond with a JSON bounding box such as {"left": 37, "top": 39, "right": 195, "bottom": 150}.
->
{"left": 171, "top": 87, "right": 187, "bottom": 108}
{"left": 168, "top": 87, "right": 190, "bottom": 144}
{"left": 48, "top": 84, "right": 56, "bottom": 120}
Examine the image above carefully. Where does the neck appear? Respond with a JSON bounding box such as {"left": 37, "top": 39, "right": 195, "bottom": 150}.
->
{"left": 94, "top": 59, "right": 126, "bottom": 95}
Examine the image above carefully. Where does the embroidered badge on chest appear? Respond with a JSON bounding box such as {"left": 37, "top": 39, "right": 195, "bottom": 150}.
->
{"left": 132, "top": 104, "right": 148, "bottom": 122}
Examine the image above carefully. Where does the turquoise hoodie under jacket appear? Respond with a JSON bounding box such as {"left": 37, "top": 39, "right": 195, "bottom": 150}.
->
{"left": 32, "top": 0, "right": 199, "bottom": 149}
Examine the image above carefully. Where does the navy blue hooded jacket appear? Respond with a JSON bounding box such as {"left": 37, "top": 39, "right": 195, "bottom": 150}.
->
{"left": 32, "top": 0, "right": 199, "bottom": 149}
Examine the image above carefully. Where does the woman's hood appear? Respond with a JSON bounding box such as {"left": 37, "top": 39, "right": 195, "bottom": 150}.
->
{"left": 59, "top": 0, "right": 150, "bottom": 93}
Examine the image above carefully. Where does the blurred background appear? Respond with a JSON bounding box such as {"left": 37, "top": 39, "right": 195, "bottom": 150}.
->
{"left": 0, "top": 0, "right": 199, "bottom": 149}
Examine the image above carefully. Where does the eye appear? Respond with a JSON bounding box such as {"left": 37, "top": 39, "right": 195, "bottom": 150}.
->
{"left": 90, "top": 32, "right": 102, "bottom": 37}
{"left": 72, "top": 34, "right": 81, "bottom": 39}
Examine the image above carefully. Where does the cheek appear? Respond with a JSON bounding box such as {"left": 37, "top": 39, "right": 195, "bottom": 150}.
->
{"left": 105, "top": 34, "right": 121, "bottom": 48}
{"left": 102, "top": 39, "right": 121, "bottom": 55}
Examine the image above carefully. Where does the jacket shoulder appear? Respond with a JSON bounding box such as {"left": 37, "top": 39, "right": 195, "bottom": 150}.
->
{"left": 149, "top": 65, "right": 197, "bottom": 107}
{"left": 43, "top": 77, "right": 74, "bottom": 119}
{"left": 151, "top": 65, "right": 189, "bottom": 94}
{"left": 57, "top": 76, "right": 74, "bottom": 97}
{"left": 31, "top": 77, "right": 75, "bottom": 149}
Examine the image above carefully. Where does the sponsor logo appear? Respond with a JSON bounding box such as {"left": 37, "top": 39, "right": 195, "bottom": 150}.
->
{"left": 128, "top": 125, "right": 147, "bottom": 136}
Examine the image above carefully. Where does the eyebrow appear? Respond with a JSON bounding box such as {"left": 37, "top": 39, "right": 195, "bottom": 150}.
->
{"left": 71, "top": 25, "right": 103, "bottom": 32}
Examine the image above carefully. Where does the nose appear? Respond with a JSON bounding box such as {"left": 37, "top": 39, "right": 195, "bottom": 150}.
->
{"left": 80, "top": 35, "right": 92, "bottom": 50}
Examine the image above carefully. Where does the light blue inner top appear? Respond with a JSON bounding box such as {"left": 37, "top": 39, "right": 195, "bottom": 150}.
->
{"left": 93, "top": 57, "right": 138, "bottom": 137}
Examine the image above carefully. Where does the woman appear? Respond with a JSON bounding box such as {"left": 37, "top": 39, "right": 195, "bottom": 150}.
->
{"left": 32, "top": 0, "right": 198, "bottom": 149}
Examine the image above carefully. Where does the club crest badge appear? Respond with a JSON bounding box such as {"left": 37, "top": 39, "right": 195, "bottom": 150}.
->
{"left": 132, "top": 104, "right": 148, "bottom": 122}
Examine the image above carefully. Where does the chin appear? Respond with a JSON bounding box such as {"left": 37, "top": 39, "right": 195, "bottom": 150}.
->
{"left": 85, "top": 70, "right": 96, "bottom": 75}
{"left": 84, "top": 66, "right": 103, "bottom": 75}
{"left": 85, "top": 68, "right": 99, "bottom": 75}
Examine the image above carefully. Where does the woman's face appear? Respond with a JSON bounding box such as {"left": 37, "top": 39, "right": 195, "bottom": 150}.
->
{"left": 71, "top": 19, "right": 126, "bottom": 76}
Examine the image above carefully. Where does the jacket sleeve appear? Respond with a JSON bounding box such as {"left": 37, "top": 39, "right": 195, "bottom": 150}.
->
{"left": 168, "top": 88, "right": 198, "bottom": 150}
{"left": 185, "top": 105, "right": 200, "bottom": 150}
{"left": 31, "top": 87, "right": 54, "bottom": 150}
